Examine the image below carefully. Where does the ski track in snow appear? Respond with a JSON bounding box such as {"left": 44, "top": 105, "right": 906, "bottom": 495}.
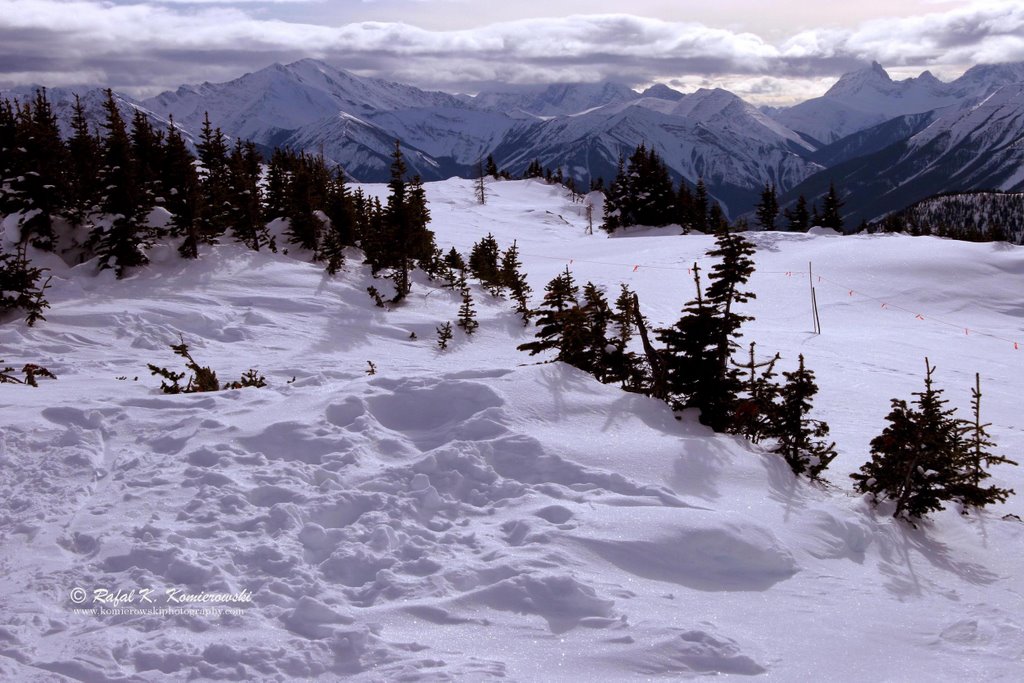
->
{"left": 1, "top": 178, "right": 1023, "bottom": 681}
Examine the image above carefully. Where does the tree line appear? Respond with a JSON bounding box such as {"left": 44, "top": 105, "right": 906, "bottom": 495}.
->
{"left": 0, "top": 88, "right": 441, "bottom": 323}
{"left": 601, "top": 144, "right": 848, "bottom": 234}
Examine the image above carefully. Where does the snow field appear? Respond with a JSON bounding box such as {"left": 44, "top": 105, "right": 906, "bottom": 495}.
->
{"left": 0, "top": 178, "right": 1022, "bottom": 680}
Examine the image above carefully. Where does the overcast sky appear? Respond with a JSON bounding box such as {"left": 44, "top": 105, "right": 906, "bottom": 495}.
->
{"left": 1, "top": 0, "right": 1023, "bottom": 104}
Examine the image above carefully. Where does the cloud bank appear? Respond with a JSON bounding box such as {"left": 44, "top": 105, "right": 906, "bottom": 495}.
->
{"left": 1, "top": 0, "right": 1022, "bottom": 102}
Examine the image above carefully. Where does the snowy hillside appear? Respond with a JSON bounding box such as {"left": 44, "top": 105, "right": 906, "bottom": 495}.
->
{"left": 2, "top": 179, "right": 1023, "bottom": 681}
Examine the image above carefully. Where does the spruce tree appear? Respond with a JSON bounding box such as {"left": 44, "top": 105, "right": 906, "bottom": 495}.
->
{"left": 0, "top": 241, "right": 50, "bottom": 325}
{"left": 755, "top": 183, "right": 779, "bottom": 231}
{"left": 605, "top": 284, "right": 643, "bottom": 390}
{"left": 657, "top": 263, "right": 723, "bottom": 414}
{"left": 457, "top": 286, "right": 479, "bottom": 335}
{"left": 821, "top": 182, "right": 844, "bottom": 231}
{"left": 693, "top": 178, "right": 710, "bottom": 232}
{"left": 321, "top": 168, "right": 356, "bottom": 274}
{"left": 953, "top": 374, "right": 1017, "bottom": 511}
{"left": 91, "top": 89, "right": 151, "bottom": 277}
{"left": 195, "top": 113, "right": 232, "bottom": 242}
{"left": 13, "top": 89, "right": 68, "bottom": 250}
{"left": 475, "top": 159, "right": 487, "bottom": 205}
{"left": 66, "top": 94, "right": 101, "bottom": 231}
{"left": 774, "top": 355, "right": 836, "bottom": 479}
{"left": 785, "top": 195, "right": 810, "bottom": 232}
{"left": 161, "top": 116, "right": 202, "bottom": 259}
{"left": 500, "top": 240, "right": 532, "bottom": 323}
{"left": 437, "top": 321, "right": 454, "bottom": 350}
{"left": 518, "top": 267, "right": 580, "bottom": 358}
{"left": 731, "top": 342, "right": 781, "bottom": 445}
{"left": 602, "top": 155, "right": 627, "bottom": 232}
{"left": 850, "top": 359, "right": 1016, "bottom": 521}
{"left": 581, "top": 282, "right": 613, "bottom": 380}
{"left": 485, "top": 154, "right": 499, "bottom": 179}
{"left": 227, "top": 139, "right": 267, "bottom": 251}
{"left": 701, "top": 225, "right": 757, "bottom": 430}
{"left": 469, "top": 233, "right": 501, "bottom": 291}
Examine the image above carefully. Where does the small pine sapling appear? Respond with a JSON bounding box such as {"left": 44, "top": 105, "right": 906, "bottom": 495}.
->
{"left": 225, "top": 369, "right": 267, "bottom": 390}
{"left": 774, "top": 354, "right": 836, "bottom": 479}
{"left": 730, "top": 342, "right": 781, "bottom": 444}
{"left": 468, "top": 233, "right": 502, "bottom": 293}
{"left": 457, "top": 286, "right": 479, "bottom": 335}
{"left": 148, "top": 337, "right": 218, "bottom": 393}
{"left": 148, "top": 337, "right": 266, "bottom": 393}
{"left": 500, "top": 241, "right": 532, "bottom": 323}
{"left": 367, "top": 286, "right": 386, "bottom": 308}
{"left": 954, "top": 373, "right": 1017, "bottom": 511}
{"left": 437, "top": 321, "right": 453, "bottom": 350}
{"left": 0, "top": 361, "right": 57, "bottom": 386}
{"left": 0, "top": 242, "right": 51, "bottom": 326}
{"left": 366, "top": 361, "right": 377, "bottom": 376}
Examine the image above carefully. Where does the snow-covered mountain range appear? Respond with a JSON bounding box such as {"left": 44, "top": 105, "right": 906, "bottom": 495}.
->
{"left": 6, "top": 58, "right": 1024, "bottom": 223}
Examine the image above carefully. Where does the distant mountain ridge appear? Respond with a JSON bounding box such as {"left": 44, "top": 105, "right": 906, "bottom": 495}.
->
{"left": 5, "top": 58, "right": 1024, "bottom": 224}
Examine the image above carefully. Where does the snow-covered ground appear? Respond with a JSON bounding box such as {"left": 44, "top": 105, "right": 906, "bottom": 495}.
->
{"left": 2, "top": 178, "right": 1023, "bottom": 681}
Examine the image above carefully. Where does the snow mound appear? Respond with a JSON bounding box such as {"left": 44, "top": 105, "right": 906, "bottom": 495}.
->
{"left": 573, "top": 507, "right": 798, "bottom": 592}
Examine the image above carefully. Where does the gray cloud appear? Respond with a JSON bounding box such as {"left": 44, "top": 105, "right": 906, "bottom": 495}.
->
{"left": 1, "top": 1, "right": 1022, "bottom": 102}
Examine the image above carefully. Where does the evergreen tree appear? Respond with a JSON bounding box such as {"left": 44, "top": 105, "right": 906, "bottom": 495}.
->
{"left": 372, "top": 141, "right": 436, "bottom": 301}
{"left": 129, "top": 108, "right": 163, "bottom": 208}
{"left": 500, "top": 241, "right": 532, "bottom": 323}
{"left": 321, "top": 168, "right": 356, "bottom": 274}
{"left": 700, "top": 225, "right": 757, "bottom": 430}
{"left": 755, "top": 182, "right": 779, "bottom": 231}
{"left": 602, "top": 155, "right": 627, "bottom": 232}
{"left": 676, "top": 182, "right": 694, "bottom": 233}
{"left": 457, "top": 286, "right": 478, "bottom": 335}
{"left": 784, "top": 195, "right": 810, "bottom": 232}
{"left": 161, "top": 117, "right": 202, "bottom": 259}
{"left": 66, "top": 94, "right": 101, "bottom": 231}
{"left": 693, "top": 178, "right": 710, "bottom": 232}
{"left": 731, "top": 342, "right": 781, "bottom": 444}
{"left": 518, "top": 267, "right": 580, "bottom": 358}
{"left": 13, "top": 89, "right": 68, "bottom": 250}
{"left": 485, "top": 154, "right": 499, "bottom": 179}
{"left": 656, "top": 263, "right": 723, "bottom": 415}
{"left": 774, "top": 355, "right": 836, "bottom": 479}
{"left": 821, "top": 182, "right": 844, "bottom": 231}
{"left": 581, "top": 282, "right": 613, "bottom": 380}
{"left": 264, "top": 148, "right": 292, "bottom": 221}
{"left": 469, "top": 232, "right": 501, "bottom": 290}
{"left": 953, "top": 374, "right": 1017, "bottom": 511}
{"left": 437, "top": 321, "right": 454, "bottom": 350}
{"left": 195, "top": 113, "right": 232, "bottom": 242}
{"left": 284, "top": 153, "right": 329, "bottom": 254}
{"left": 227, "top": 139, "right": 268, "bottom": 251}
{"left": 605, "top": 284, "right": 643, "bottom": 389}
{"left": 0, "top": 240, "right": 50, "bottom": 325}
{"left": 475, "top": 159, "right": 487, "bottom": 205}
{"left": 851, "top": 359, "right": 1015, "bottom": 521}
{"left": 91, "top": 89, "right": 151, "bottom": 277}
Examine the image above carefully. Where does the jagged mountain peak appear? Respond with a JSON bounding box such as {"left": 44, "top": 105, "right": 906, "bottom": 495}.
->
{"left": 640, "top": 83, "right": 685, "bottom": 101}
{"left": 824, "top": 61, "right": 894, "bottom": 98}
